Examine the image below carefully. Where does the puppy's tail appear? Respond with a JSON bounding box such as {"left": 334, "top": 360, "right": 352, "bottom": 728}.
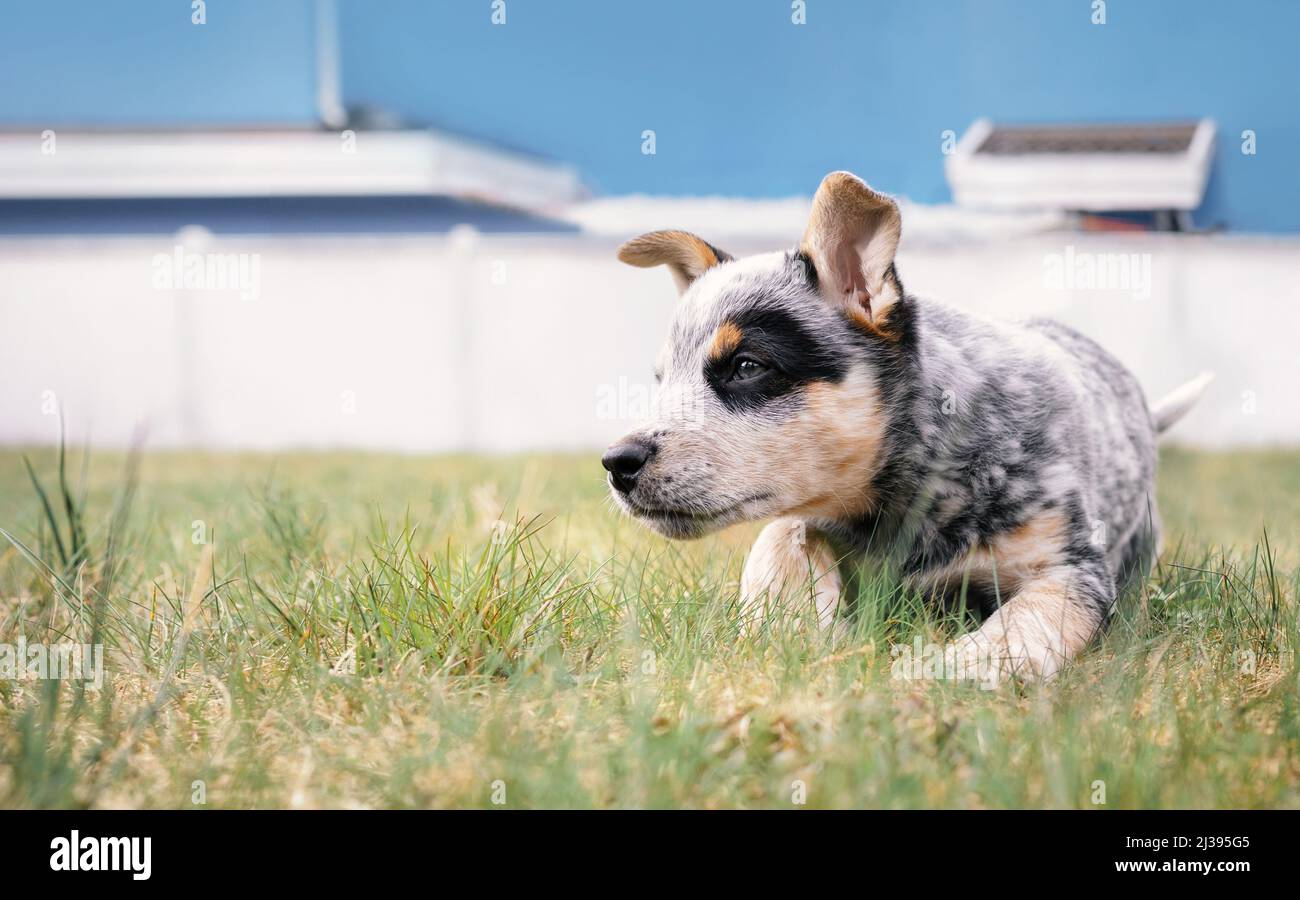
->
{"left": 1151, "top": 371, "right": 1215, "bottom": 434}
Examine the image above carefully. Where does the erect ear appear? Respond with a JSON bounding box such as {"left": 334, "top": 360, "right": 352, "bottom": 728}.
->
{"left": 617, "top": 230, "right": 733, "bottom": 295}
{"left": 801, "top": 171, "right": 903, "bottom": 334}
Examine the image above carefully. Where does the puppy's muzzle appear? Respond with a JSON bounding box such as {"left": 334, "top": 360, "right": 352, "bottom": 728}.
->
{"left": 602, "top": 439, "right": 654, "bottom": 494}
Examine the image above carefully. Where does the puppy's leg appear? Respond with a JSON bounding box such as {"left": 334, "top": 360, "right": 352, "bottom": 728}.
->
{"left": 740, "top": 518, "right": 842, "bottom": 632}
{"left": 949, "top": 562, "right": 1112, "bottom": 684}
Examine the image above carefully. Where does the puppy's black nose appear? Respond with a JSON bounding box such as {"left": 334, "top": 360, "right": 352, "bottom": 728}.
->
{"left": 602, "top": 440, "right": 652, "bottom": 493}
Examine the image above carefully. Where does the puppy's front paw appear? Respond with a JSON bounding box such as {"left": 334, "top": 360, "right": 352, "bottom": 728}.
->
{"left": 944, "top": 617, "right": 1065, "bottom": 688}
{"left": 740, "top": 518, "right": 841, "bottom": 633}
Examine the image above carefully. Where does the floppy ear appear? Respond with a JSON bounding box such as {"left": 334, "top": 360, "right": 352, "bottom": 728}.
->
{"left": 801, "top": 171, "right": 903, "bottom": 333}
{"left": 617, "top": 230, "right": 732, "bottom": 294}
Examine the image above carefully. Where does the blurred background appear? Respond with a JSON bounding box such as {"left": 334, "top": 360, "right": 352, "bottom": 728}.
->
{"left": 1, "top": 0, "right": 1297, "bottom": 452}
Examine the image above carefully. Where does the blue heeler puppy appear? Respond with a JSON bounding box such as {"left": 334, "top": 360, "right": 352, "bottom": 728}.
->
{"left": 603, "top": 171, "right": 1212, "bottom": 683}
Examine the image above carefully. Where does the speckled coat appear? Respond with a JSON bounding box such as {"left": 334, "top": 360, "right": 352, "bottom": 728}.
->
{"left": 604, "top": 171, "right": 1209, "bottom": 682}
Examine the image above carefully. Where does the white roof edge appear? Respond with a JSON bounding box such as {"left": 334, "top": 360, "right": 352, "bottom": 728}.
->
{"left": 0, "top": 128, "right": 584, "bottom": 211}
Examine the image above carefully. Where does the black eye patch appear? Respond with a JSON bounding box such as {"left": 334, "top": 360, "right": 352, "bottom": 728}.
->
{"left": 704, "top": 307, "right": 846, "bottom": 411}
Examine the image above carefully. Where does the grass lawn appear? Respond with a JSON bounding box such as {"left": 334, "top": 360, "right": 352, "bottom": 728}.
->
{"left": 1, "top": 445, "right": 1298, "bottom": 809}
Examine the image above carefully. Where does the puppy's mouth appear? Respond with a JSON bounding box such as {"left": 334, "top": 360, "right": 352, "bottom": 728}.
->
{"left": 620, "top": 491, "right": 772, "bottom": 538}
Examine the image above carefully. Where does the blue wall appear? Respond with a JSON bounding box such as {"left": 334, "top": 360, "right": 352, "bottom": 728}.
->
{"left": 0, "top": 0, "right": 319, "bottom": 124}
{"left": 3, "top": 0, "right": 1298, "bottom": 231}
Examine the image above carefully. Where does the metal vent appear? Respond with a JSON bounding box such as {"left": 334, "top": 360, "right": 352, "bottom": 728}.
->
{"left": 975, "top": 122, "right": 1200, "bottom": 156}
{"left": 945, "top": 118, "right": 1216, "bottom": 214}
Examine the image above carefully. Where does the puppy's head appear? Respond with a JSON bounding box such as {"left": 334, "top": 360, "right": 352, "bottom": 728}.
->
{"left": 604, "top": 171, "right": 907, "bottom": 538}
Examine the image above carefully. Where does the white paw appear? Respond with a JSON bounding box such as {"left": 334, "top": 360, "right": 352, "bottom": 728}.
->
{"left": 740, "top": 519, "right": 842, "bottom": 633}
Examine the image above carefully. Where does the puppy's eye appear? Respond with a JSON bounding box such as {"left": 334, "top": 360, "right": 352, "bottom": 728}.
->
{"left": 730, "top": 357, "right": 768, "bottom": 382}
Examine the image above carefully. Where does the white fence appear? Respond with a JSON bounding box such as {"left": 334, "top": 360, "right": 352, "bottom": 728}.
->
{"left": 1, "top": 230, "right": 1297, "bottom": 451}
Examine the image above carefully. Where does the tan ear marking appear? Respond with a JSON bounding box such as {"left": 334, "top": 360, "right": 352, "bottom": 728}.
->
{"left": 617, "top": 230, "right": 732, "bottom": 294}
